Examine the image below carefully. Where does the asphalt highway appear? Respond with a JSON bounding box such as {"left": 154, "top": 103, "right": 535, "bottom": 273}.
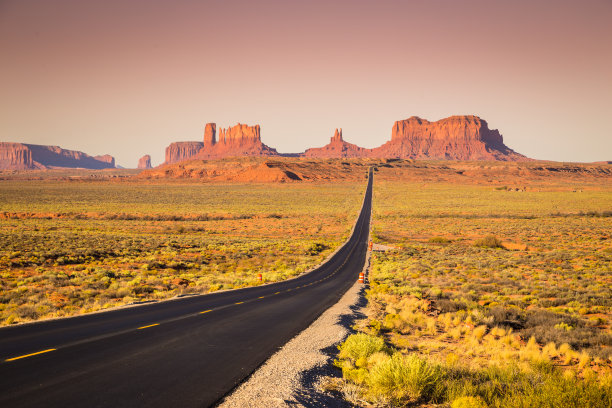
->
{"left": 0, "top": 169, "right": 373, "bottom": 408}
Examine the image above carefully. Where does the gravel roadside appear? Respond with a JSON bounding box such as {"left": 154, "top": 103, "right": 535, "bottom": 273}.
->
{"left": 217, "top": 255, "right": 370, "bottom": 408}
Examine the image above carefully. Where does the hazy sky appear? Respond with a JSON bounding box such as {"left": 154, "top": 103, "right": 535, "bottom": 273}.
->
{"left": 1, "top": 0, "right": 611, "bottom": 167}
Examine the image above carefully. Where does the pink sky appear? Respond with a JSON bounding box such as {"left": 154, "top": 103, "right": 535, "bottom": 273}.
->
{"left": 1, "top": 0, "right": 610, "bottom": 167}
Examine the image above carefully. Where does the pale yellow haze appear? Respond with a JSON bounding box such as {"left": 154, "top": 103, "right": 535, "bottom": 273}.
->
{"left": 0, "top": 0, "right": 610, "bottom": 167}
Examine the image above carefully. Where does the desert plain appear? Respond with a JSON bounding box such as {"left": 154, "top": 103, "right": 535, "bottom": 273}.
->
{"left": 0, "top": 157, "right": 610, "bottom": 407}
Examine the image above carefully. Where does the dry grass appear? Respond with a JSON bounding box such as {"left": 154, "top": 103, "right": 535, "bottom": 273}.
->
{"left": 0, "top": 180, "right": 364, "bottom": 325}
{"left": 334, "top": 173, "right": 612, "bottom": 407}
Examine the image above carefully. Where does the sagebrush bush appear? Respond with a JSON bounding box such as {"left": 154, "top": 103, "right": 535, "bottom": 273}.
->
{"left": 367, "top": 352, "right": 441, "bottom": 404}
{"left": 337, "top": 333, "right": 388, "bottom": 367}
{"left": 429, "top": 236, "right": 451, "bottom": 244}
{"left": 474, "top": 235, "right": 505, "bottom": 249}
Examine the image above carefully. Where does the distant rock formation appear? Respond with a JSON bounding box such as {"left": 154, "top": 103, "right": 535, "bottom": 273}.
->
{"left": 203, "top": 123, "right": 216, "bottom": 147}
{"left": 0, "top": 143, "right": 35, "bottom": 170}
{"left": 94, "top": 155, "right": 116, "bottom": 167}
{"left": 164, "top": 141, "right": 204, "bottom": 165}
{"left": 304, "top": 128, "right": 368, "bottom": 158}
{"left": 159, "top": 115, "right": 526, "bottom": 166}
{"left": 162, "top": 123, "right": 278, "bottom": 165}
{"left": 195, "top": 123, "right": 278, "bottom": 160}
{"left": 137, "top": 155, "right": 152, "bottom": 169}
{"left": 370, "top": 115, "right": 525, "bottom": 160}
{"left": 0, "top": 142, "right": 116, "bottom": 170}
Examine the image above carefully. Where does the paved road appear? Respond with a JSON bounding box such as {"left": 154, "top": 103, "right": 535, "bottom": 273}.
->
{"left": 0, "top": 169, "right": 373, "bottom": 408}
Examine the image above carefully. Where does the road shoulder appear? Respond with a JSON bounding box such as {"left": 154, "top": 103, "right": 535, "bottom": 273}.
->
{"left": 217, "top": 274, "right": 368, "bottom": 407}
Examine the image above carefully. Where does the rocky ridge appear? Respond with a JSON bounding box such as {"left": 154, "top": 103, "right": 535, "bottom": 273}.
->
{"left": 0, "top": 142, "right": 116, "bottom": 170}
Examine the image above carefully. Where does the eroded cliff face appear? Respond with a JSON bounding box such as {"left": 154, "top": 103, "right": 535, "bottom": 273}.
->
{"left": 371, "top": 115, "right": 524, "bottom": 160}
{"left": 0, "top": 143, "right": 116, "bottom": 170}
{"left": 203, "top": 123, "right": 216, "bottom": 146}
{"left": 164, "top": 142, "right": 204, "bottom": 164}
{"left": 160, "top": 115, "right": 526, "bottom": 166}
{"left": 137, "top": 155, "right": 152, "bottom": 169}
{"left": 95, "top": 155, "right": 116, "bottom": 167}
{"left": 195, "top": 123, "right": 278, "bottom": 160}
{"left": 304, "top": 129, "right": 369, "bottom": 158}
{"left": 0, "top": 143, "right": 36, "bottom": 170}
{"left": 162, "top": 123, "right": 277, "bottom": 165}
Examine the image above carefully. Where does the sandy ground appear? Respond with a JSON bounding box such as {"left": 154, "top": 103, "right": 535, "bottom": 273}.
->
{"left": 217, "top": 254, "right": 370, "bottom": 408}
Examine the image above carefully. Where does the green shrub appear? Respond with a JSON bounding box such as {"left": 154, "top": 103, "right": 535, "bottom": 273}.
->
{"left": 337, "top": 333, "right": 388, "bottom": 367}
{"left": 367, "top": 352, "right": 441, "bottom": 404}
{"left": 307, "top": 242, "right": 328, "bottom": 255}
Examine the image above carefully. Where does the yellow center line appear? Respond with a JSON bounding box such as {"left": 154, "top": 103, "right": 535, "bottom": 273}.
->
{"left": 258, "top": 296, "right": 265, "bottom": 299}
{"left": 138, "top": 323, "right": 159, "bottom": 330}
{"left": 275, "top": 291, "right": 281, "bottom": 294}
{"left": 200, "top": 309, "right": 213, "bottom": 314}
{"left": 6, "top": 348, "right": 56, "bottom": 362}
{"left": 235, "top": 301, "right": 244, "bottom": 305}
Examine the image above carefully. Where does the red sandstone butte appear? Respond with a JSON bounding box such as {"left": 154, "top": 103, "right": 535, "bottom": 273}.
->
{"left": 94, "top": 155, "right": 116, "bottom": 167}
{"left": 370, "top": 115, "right": 526, "bottom": 160}
{"left": 159, "top": 115, "right": 526, "bottom": 165}
{"left": 304, "top": 128, "right": 369, "bottom": 158}
{"left": 194, "top": 123, "right": 278, "bottom": 160}
{"left": 164, "top": 141, "right": 204, "bottom": 165}
{"left": 137, "top": 155, "right": 152, "bottom": 169}
{"left": 162, "top": 122, "right": 277, "bottom": 165}
{"left": 0, "top": 142, "right": 116, "bottom": 170}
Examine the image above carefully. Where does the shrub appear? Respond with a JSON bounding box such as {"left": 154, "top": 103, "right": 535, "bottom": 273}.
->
{"left": 451, "top": 396, "right": 488, "bottom": 408}
{"left": 16, "top": 305, "right": 38, "bottom": 320}
{"left": 429, "top": 236, "right": 452, "bottom": 244}
{"left": 474, "top": 235, "right": 505, "bottom": 249}
{"left": 367, "top": 352, "right": 441, "bottom": 404}
{"left": 437, "top": 299, "right": 468, "bottom": 313}
{"left": 337, "top": 333, "right": 388, "bottom": 367}
{"left": 307, "top": 242, "right": 328, "bottom": 255}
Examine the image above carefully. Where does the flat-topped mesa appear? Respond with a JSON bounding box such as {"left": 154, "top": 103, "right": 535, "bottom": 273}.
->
{"left": 0, "top": 142, "right": 116, "bottom": 170}
{"left": 137, "top": 155, "right": 152, "bottom": 169}
{"left": 94, "top": 155, "right": 115, "bottom": 167}
{"left": 374, "top": 115, "right": 525, "bottom": 160}
{"left": 164, "top": 141, "right": 204, "bottom": 165}
{"left": 304, "top": 128, "right": 369, "bottom": 158}
{"left": 391, "top": 115, "right": 502, "bottom": 144}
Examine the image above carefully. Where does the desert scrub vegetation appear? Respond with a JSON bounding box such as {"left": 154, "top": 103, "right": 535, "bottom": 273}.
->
{"left": 0, "top": 180, "right": 363, "bottom": 325}
{"left": 331, "top": 180, "right": 611, "bottom": 406}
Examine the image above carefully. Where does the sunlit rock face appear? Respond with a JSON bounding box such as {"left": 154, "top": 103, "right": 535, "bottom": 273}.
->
{"left": 137, "top": 155, "right": 152, "bottom": 169}
{"left": 370, "top": 115, "right": 525, "bottom": 160}
{"left": 0, "top": 142, "right": 116, "bottom": 170}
